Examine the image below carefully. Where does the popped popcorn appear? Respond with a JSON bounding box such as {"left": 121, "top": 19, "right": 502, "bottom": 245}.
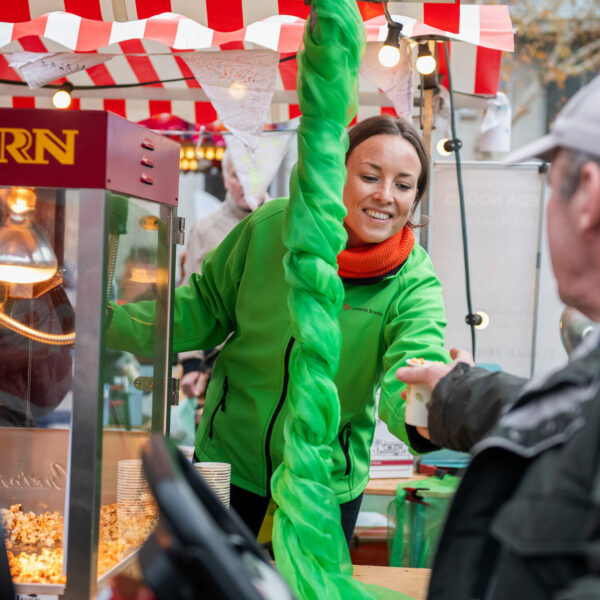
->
{"left": 2, "top": 502, "right": 157, "bottom": 584}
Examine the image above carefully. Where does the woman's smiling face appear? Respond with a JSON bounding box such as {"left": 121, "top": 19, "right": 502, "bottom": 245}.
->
{"left": 343, "top": 134, "right": 421, "bottom": 248}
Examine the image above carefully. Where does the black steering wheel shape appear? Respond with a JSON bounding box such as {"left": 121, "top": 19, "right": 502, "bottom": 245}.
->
{"left": 139, "top": 435, "right": 295, "bottom": 600}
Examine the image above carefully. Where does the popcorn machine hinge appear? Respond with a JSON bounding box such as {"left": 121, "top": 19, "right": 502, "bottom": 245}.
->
{"left": 174, "top": 216, "right": 186, "bottom": 245}
{"left": 134, "top": 376, "right": 180, "bottom": 406}
{"left": 168, "top": 376, "right": 180, "bottom": 406}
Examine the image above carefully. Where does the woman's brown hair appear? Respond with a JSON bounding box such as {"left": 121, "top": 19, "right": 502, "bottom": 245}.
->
{"left": 346, "top": 115, "right": 429, "bottom": 228}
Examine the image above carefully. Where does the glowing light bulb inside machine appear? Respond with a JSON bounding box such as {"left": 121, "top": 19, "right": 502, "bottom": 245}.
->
{"left": 0, "top": 188, "right": 58, "bottom": 284}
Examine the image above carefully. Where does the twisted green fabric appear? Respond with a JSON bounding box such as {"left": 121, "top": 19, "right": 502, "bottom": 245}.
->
{"left": 272, "top": 1, "right": 414, "bottom": 598}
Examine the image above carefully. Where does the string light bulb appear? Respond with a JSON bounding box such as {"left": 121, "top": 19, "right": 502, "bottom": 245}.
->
{"left": 204, "top": 146, "right": 215, "bottom": 161}
{"left": 436, "top": 138, "right": 462, "bottom": 156}
{"left": 465, "top": 311, "right": 490, "bottom": 330}
{"left": 474, "top": 311, "right": 490, "bottom": 330}
{"left": 52, "top": 82, "right": 73, "bottom": 109}
{"left": 437, "top": 138, "right": 452, "bottom": 157}
{"left": 229, "top": 81, "right": 247, "bottom": 100}
{"left": 416, "top": 44, "right": 436, "bottom": 76}
{"left": 378, "top": 23, "right": 403, "bottom": 68}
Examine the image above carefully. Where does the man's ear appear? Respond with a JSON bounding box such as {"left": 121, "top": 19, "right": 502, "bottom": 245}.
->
{"left": 577, "top": 161, "right": 600, "bottom": 233}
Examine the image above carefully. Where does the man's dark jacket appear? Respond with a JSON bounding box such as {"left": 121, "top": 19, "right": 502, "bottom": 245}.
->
{"left": 425, "top": 327, "right": 600, "bottom": 600}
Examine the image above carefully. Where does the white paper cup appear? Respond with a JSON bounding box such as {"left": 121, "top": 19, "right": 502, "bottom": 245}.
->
{"left": 404, "top": 358, "right": 437, "bottom": 428}
{"left": 178, "top": 445, "right": 195, "bottom": 462}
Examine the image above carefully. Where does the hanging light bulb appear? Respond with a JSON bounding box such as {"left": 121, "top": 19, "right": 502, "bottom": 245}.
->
{"left": 0, "top": 188, "right": 58, "bottom": 284}
{"left": 229, "top": 81, "right": 247, "bottom": 100}
{"left": 416, "top": 43, "right": 436, "bottom": 76}
{"left": 52, "top": 82, "right": 73, "bottom": 109}
{"left": 378, "top": 23, "right": 403, "bottom": 68}
{"left": 436, "top": 137, "right": 462, "bottom": 157}
{"left": 378, "top": 45, "right": 400, "bottom": 68}
{"left": 215, "top": 146, "right": 225, "bottom": 161}
{"left": 466, "top": 311, "right": 490, "bottom": 330}
{"left": 189, "top": 158, "right": 199, "bottom": 171}
{"left": 204, "top": 146, "right": 215, "bottom": 161}
{"left": 196, "top": 147, "right": 205, "bottom": 160}
{"left": 437, "top": 138, "right": 452, "bottom": 157}
{"left": 185, "top": 147, "right": 195, "bottom": 160}
{"left": 474, "top": 311, "right": 490, "bottom": 330}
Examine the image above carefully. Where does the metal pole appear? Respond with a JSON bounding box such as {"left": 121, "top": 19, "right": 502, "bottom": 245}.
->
{"left": 151, "top": 204, "right": 177, "bottom": 435}
{"left": 64, "top": 190, "right": 107, "bottom": 600}
{"left": 529, "top": 164, "right": 549, "bottom": 378}
{"left": 419, "top": 85, "right": 434, "bottom": 252}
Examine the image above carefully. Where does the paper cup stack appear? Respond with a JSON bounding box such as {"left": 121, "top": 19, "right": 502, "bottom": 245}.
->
{"left": 117, "top": 459, "right": 156, "bottom": 523}
{"left": 193, "top": 462, "right": 231, "bottom": 508}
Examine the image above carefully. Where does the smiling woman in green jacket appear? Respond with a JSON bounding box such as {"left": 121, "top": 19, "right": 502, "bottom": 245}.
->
{"left": 107, "top": 114, "right": 449, "bottom": 544}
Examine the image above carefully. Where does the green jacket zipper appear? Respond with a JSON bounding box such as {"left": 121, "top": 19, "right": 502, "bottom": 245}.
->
{"left": 265, "top": 337, "right": 295, "bottom": 493}
{"left": 209, "top": 377, "right": 228, "bottom": 439}
{"left": 339, "top": 422, "right": 352, "bottom": 475}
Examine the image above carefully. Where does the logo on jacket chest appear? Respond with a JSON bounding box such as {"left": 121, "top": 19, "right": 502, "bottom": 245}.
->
{"left": 342, "top": 303, "right": 383, "bottom": 318}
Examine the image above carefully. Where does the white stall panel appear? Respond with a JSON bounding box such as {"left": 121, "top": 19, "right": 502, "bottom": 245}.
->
{"left": 430, "top": 161, "right": 547, "bottom": 377}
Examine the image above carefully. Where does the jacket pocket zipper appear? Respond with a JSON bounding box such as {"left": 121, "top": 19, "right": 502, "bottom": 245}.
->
{"left": 208, "top": 377, "right": 228, "bottom": 439}
{"left": 265, "top": 337, "right": 295, "bottom": 492}
{"left": 339, "top": 422, "right": 352, "bottom": 476}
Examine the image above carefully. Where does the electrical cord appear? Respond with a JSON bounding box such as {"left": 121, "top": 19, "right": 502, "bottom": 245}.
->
{"left": 0, "top": 55, "right": 299, "bottom": 92}
{"left": 443, "top": 40, "right": 477, "bottom": 360}
{"left": 381, "top": 0, "right": 395, "bottom": 26}
{"left": 0, "top": 308, "right": 75, "bottom": 345}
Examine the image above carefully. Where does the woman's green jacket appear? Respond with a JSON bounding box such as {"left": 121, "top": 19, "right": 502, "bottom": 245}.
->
{"left": 107, "top": 197, "right": 449, "bottom": 502}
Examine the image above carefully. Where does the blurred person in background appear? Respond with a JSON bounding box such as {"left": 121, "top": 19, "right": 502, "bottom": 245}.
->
{"left": 179, "top": 150, "right": 270, "bottom": 401}
{"left": 397, "top": 75, "right": 600, "bottom": 600}
{"left": 0, "top": 286, "right": 73, "bottom": 427}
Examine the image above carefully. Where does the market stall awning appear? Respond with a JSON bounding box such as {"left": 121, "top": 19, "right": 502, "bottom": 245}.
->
{"left": 1, "top": 1, "right": 463, "bottom": 26}
{"left": 0, "top": 4, "right": 513, "bottom": 127}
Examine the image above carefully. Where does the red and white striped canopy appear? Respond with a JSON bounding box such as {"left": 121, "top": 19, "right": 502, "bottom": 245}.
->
{"left": 0, "top": 1, "right": 478, "bottom": 27}
{"left": 0, "top": 2, "right": 513, "bottom": 127}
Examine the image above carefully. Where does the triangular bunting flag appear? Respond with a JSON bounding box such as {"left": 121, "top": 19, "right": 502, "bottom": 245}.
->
{"left": 183, "top": 50, "right": 279, "bottom": 151}
{"left": 360, "top": 41, "right": 413, "bottom": 121}
{"left": 10, "top": 52, "right": 113, "bottom": 89}
{"left": 480, "top": 92, "right": 511, "bottom": 153}
{"left": 227, "top": 131, "right": 295, "bottom": 210}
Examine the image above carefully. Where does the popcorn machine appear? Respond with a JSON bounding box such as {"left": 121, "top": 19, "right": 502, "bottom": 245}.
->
{"left": 0, "top": 108, "right": 181, "bottom": 599}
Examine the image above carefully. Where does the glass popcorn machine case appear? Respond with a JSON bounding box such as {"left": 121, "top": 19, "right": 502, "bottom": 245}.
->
{"left": 0, "top": 108, "right": 181, "bottom": 599}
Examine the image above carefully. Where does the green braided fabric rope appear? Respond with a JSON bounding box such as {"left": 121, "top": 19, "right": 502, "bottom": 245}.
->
{"left": 272, "top": 1, "right": 415, "bottom": 598}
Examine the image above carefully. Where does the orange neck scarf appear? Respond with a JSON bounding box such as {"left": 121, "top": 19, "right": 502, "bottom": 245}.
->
{"left": 337, "top": 226, "right": 415, "bottom": 279}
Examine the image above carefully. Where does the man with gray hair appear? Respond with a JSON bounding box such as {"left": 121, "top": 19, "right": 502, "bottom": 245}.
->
{"left": 184, "top": 150, "right": 267, "bottom": 279}
{"left": 396, "top": 75, "right": 600, "bottom": 599}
